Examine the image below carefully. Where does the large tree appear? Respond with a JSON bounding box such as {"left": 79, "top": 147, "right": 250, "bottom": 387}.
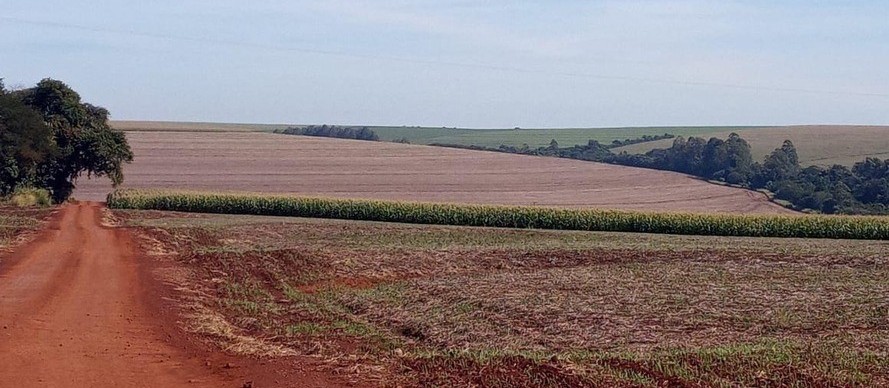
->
{"left": 0, "top": 86, "right": 55, "bottom": 195}
{"left": 759, "top": 140, "right": 801, "bottom": 186}
{"left": 1, "top": 78, "right": 132, "bottom": 202}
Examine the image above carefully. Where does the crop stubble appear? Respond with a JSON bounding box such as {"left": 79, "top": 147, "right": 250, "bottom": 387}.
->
{"left": 119, "top": 210, "right": 889, "bottom": 386}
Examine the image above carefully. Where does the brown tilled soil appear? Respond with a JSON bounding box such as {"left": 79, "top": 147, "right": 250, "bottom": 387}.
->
{"left": 0, "top": 203, "right": 350, "bottom": 387}
{"left": 73, "top": 131, "right": 792, "bottom": 214}
{"left": 120, "top": 210, "right": 888, "bottom": 387}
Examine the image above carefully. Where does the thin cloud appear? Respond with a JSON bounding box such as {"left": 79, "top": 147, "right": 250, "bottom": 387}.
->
{"left": 303, "top": 0, "right": 584, "bottom": 59}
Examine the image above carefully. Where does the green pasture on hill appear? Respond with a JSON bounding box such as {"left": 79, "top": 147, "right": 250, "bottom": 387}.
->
{"left": 369, "top": 126, "right": 763, "bottom": 148}
{"left": 112, "top": 121, "right": 889, "bottom": 166}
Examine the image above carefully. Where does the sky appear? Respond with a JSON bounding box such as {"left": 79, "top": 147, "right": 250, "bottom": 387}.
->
{"left": 1, "top": 0, "right": 888, "bottom": 128}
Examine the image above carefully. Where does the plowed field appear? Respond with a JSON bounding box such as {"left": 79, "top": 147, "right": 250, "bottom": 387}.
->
{"left": 74, "top": 131, "right": 791, "bottom": 214}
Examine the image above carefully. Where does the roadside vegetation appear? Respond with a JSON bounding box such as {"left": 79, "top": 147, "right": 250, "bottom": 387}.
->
{"left": 108, "top": 189, "right": 889, "bottom": 239}
{"left": 0, "top": 78, "right": 133, "bottom": 203}
{"left": 5, "top": 187, "right": 52, "bottom": 208}
{"left": 0, "top": 206, "right": 51, "bottom": 253}
{"left": 118, "top": 210, "right": 889, "bottom": 386}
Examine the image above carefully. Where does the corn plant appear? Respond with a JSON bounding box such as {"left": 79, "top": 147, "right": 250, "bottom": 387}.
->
{"left": 107, "top": 189, "right": 889, "bottom": 240}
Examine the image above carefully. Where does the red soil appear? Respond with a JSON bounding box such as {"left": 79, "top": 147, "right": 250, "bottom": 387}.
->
{"left": 0, "top": 203, "right": 348, "bottom": 387}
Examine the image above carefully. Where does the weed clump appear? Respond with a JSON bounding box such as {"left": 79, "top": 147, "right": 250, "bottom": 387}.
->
{"left": 8, "top": 187, "right": 52, "bottom": 207}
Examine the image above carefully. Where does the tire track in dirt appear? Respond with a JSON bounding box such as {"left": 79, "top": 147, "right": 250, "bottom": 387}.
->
{"left": 0, "top": 202, "right": 341, "bottom": 387}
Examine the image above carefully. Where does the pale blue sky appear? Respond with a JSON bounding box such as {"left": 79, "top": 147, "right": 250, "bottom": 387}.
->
{"left": 1, "top": 1, "right": 887, "bottom": 127}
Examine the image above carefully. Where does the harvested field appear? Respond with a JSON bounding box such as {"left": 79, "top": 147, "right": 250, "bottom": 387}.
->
{"left": 119, "top": 210, "right": 889, "bottom": 387}
{"left": 615, "top": 125, "right": 889, "bottom": 166}
{"left": 74, "top": 131, "right": 791, "bottom": 214}
{"left": 110, "top": 120, "right": 283, "bottom": 132}
{"left": 110, "top": 120, "right": 760, "bottom": 148}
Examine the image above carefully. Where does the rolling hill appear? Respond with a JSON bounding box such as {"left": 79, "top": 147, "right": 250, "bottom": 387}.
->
{"left": 74, "top": 131, "right": 790, "bottom": 214}
{"left": 110, "top": 121, "right": 763, "bottom": 148}
{"left": 614, "top": 125, "right": 889, "bottom": 166}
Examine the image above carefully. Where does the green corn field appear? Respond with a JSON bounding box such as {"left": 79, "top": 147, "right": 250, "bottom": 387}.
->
{"left": 107, "top": 189, "right": 889, "bottom": 240}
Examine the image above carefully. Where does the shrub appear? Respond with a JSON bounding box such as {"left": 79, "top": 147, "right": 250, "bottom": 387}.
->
{"left": 9, "top": 187, "right": 52, "bottom": 207}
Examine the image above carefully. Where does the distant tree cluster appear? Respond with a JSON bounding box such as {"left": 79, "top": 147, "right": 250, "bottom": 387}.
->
{"left": 276, "top": 125, "right": 379, "bottom": 141}
{"left": 607, "top": 133, "right": 675, "bottom": 149}
{"left": 767, "top": 158, "right": 889, "bottom": 214}
{"left": 435, "top": 133, "right": 889, "bottom": 215}
{"left": 0, "top": 78, "right": 133, "bottom": 202}
{"left": 609, "top": 134, "right": 756, "bottom": 185}
{"left": 436, "top": 138, "right": 616, "bottom": 162}
{"left": 535, "top": 139, "right": 615, "bottom": 161}
{"left": 608, "top": 136, "right": 889, "bottom": 214}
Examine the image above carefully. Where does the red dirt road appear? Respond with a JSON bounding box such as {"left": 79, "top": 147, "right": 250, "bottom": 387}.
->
{"left": 0, "top": 203, "right": 323, "bottom": 387}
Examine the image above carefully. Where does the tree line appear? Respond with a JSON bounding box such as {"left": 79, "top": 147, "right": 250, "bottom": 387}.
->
{"left": 435, "top": 134, "right": 889, "bottom": 215}
{"left": 0, "top": 78, "right": 132, "bottom": 202}
{"left": 608, "top": 136, "right": 888, "bottom": 214}
{"left": 606, "top": 133, "right": 675, "bottom": 149}
{"left": 276, "top": 125, "right": 380, "bottom": 141}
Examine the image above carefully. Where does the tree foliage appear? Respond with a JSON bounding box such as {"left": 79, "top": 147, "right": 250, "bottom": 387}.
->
{"left": 0, "top": 78, "right": 133, "bottom": 202}
{"left": 0, "top": 88, "right": 55, "bottom": 195}
{"left": 277, "top": 124, "right": 380, "bottom": 141}
{"left": 607, "top": 133, "right": 674, "bottom": 148}
{"left": 450, "top": 131, "right": 889, "bottom": 215}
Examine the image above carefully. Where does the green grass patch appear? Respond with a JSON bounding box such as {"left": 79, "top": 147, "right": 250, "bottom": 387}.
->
{"left": 285, "top": 322, "right": 327, "bottom": 335}
{"left": 371, "top": 126, "right": 764, "bottom": 148}
{"left": 404, "top": 340, "right": 886, "bottom": 387}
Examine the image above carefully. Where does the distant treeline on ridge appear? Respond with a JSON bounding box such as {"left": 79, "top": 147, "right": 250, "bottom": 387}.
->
{"left": 276, "top": 125, "right": 379, "bottom": 141}
{"left": 607, "top": 133, "right": 675, "bottom": 148}
{"left": 274, "top": 123, "right": 888, "bottom": 215}
{"left": 436, "top": 135, "right": 889, "bottom": 215}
